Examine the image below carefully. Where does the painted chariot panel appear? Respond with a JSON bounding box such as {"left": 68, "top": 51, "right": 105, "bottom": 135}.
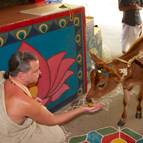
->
{"left": 0, "top": 3, "right": 87, "bottom": 111}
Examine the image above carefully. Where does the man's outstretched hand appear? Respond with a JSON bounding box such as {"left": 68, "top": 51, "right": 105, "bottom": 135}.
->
{"left": 82, "top": 103, "right": 104, "bottom": 113}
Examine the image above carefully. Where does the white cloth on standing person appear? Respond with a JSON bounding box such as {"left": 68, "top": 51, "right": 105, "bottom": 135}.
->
{"left": 121, "top": 23, "right": 142, "bottom": 53}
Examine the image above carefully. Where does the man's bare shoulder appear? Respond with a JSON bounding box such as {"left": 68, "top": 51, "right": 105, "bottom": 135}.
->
{"left": 4, "top": 80, "right": 41, "bottom": 118}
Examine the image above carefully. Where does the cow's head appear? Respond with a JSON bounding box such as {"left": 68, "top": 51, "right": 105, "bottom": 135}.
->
{"left": 86, "top": 52, "right": 120, "bottom": 102}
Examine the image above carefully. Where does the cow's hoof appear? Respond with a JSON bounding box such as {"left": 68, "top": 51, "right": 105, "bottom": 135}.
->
{"left": 117, "top": 119, "right": 126, "bottom": 127}
{"left": 135, "top": 111, "right": 142, "bottom": 119}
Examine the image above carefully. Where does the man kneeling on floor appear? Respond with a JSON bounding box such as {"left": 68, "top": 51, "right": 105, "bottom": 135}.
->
{"left": 0, "top": 51, "right": 103, "bottom": 143}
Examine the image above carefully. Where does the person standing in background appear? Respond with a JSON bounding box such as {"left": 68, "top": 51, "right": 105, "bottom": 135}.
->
{"left": 118, "top": 0, "right": 143, "bottom": 54}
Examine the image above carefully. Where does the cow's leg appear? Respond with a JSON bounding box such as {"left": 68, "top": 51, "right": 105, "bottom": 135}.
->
{"left": 117, "top": 88, "right": 130, "bottom": 127}
{"left": 135, "top": 89, "right": 143, "bottom": 119}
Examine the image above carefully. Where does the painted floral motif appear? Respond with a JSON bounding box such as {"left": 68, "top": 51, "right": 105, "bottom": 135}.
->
{"left": 69, "top": 127, "right": 143, "bottom": 143}
{"left": 19, "top": 42, "right": 75, "bottom": 105}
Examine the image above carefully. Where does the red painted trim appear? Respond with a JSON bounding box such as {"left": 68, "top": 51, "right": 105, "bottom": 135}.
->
{"left": 35, "top": 0, "right": 44, "bottom": 3}
{"left": 0, "top": 7, "right": 84, "bottom": 32}
{"left": 0, "top": 6, "right": 87, "bottom": 92}
{"left": 82, "top": 7, "right": 87, "bottom": 93}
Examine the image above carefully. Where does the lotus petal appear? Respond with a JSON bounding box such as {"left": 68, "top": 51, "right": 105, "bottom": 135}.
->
{"left": 19, "top": 42, "right": 50, "bottom": 99}
{"left": 42, "top": 84, "right": 69, "bottom": 104}
{"left": 19, "top": 44, "right": 75, "bottom": 105}
{"left": 47, "top": 52, "right": 66, "bottom": 89}
{"left": 49, "top": 70, "right": 73, "bottom": 96}
{"left": 48, "top": 58, "right": 75, "bottom": 93}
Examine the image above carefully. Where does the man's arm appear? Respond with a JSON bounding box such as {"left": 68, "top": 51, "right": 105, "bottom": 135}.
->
{"left": 23, "top": 97, "right": 103, "bottom": 126}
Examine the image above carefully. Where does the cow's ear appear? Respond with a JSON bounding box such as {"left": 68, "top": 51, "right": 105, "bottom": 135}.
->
{"left": 89, "top": 51, "right": 105, "bottom": 65}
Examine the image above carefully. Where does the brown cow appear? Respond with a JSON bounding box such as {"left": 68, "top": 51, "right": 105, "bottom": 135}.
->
{"left": 86, "top": 36, "right": 143, "bottom": 126}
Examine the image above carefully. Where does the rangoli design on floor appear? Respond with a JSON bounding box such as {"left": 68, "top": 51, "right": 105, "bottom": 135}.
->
{"left": 68, "top": 126, "right": 143, "bottom": 143}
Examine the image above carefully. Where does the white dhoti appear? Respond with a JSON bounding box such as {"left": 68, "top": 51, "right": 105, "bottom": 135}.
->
{"left": 121, "top": 23, "right": 142, "bottom": 53}
{"left": 0, "top": 78, "right": 66, "bottom": 143}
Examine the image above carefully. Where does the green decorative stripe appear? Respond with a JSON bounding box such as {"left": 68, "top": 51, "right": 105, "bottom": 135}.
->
{"left": 122, "top": 128, "right": 142, "bottom": 140}
{"left": 0, "top": 37, "right": 5, "bottom": 47}
{"left": 77, "top": 70, "right": 82, "bottom": 80}
{"left": 75, "top": 34, "right": 81, "bottom": 44}
{"left": 137, "top": 138, "right": 143, "bottom": 143}
{"left": 2, "top": 15, "right": 82, "bottom": 46}
{"left": 97, "top": 127, "right": 117, "bottom": 136}
{"left": 76, "top": 54, "right": 82, "bottom": 64}
{"left": 77, "top": 87, "right": 83, "bottom": 96}
{"left": 34, "top": 21, "right": 52, "bottom": 33}
{"left": 38, "top": 23, "right": 49, "bottom": 33}
{"left": 69, "top": 135, "right": 86, "bottom": 143}
{"left": 58, "top": 18, "right": 67, "bottom": 28}
{"left": 16, "top": 29, "right": 27, "bottom": 40}
{"left": 10, "top": 26, "right": 32, "bottom": 40}
{"left": 74, "top": 17, "right": 80, "bottom": 27}
{"left": 0, "top": 33, "right": 8, "bottom": 47}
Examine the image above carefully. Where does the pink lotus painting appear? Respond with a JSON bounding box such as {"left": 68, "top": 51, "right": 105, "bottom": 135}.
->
{"left": 19, "top": 42, "right": 75, "bottom": 105}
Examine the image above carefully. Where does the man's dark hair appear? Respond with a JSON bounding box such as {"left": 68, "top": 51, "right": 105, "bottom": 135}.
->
{"left": 4, "top": 51, "right": 38, "bottom": 79}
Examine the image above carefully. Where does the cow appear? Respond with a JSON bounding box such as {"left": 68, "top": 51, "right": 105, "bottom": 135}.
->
{"left": 86, "top": 37, "right": 143, "bottom": 126}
